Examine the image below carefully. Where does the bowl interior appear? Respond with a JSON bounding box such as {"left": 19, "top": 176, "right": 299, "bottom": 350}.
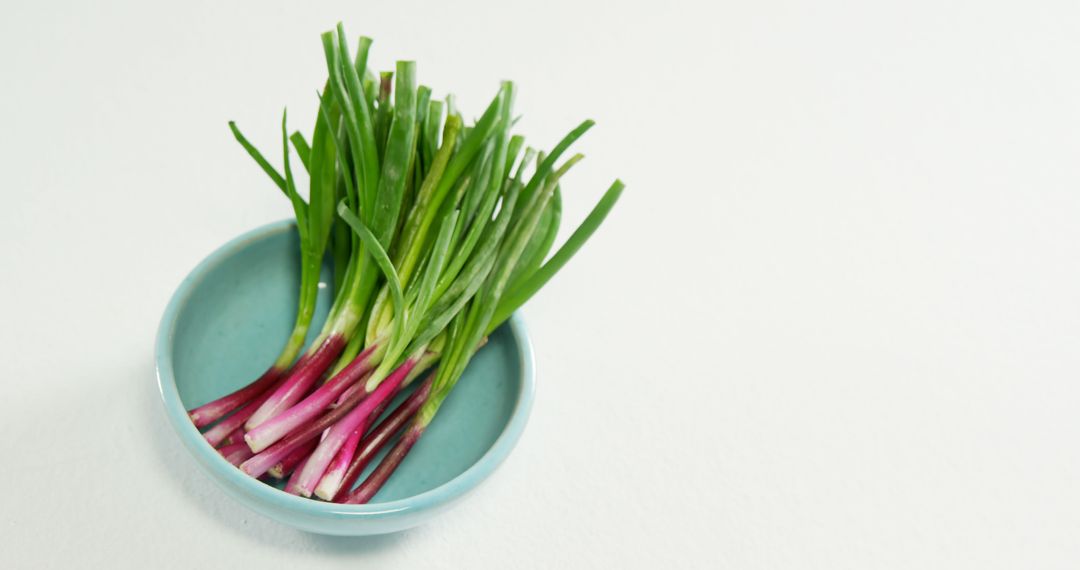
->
{"left": 169, "top": 223, "right": 524, "bottom": 502}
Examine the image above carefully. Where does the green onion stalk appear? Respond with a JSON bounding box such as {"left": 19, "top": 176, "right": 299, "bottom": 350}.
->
{"left": 284, "top": 81, "right": 518, "bottom": 497}
{"left": 234, "top": 65, "right": 493, "bottom": 478}
{"left": 239, "top": 84, "right": 516, "bottom": 483}
{"left": 188, "top": 97, "right": 338, "bottom": 435}
{"left": 241, "top": 26, "right": 408, "bottom": 433}
{"left": 344, "top": 135, "right": 624, "bottom": 504}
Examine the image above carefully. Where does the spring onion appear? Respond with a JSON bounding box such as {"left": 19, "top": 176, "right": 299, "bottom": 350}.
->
{"left": 188, "top": 24, "right": 623, "bottom": 505}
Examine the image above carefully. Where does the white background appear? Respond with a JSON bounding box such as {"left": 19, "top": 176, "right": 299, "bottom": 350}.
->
{"left": 2, "top": 0, "right": 1078, "bottom": 568}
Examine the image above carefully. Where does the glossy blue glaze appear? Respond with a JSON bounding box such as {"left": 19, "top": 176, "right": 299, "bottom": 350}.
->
{"left": 155, "top": 220, "right": 535, "bottom": 535}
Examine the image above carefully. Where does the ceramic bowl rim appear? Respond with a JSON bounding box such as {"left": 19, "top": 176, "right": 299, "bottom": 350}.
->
{"left": 155, "top": 219, "right": 535, "bottom": 522}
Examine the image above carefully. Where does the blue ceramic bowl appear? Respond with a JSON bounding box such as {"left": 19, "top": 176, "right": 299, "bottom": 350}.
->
{"left": 155, "top": 220, "right": 535, "bottom": 535}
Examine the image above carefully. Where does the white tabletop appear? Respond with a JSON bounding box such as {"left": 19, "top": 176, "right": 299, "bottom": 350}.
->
{"left": 2, "top": 1, "right": 1079, "bottom": 568}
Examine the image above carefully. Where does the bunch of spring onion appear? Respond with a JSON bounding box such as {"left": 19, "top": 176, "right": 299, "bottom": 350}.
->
{"left": 190, "top": 24, "right": 623, "bottom": 503}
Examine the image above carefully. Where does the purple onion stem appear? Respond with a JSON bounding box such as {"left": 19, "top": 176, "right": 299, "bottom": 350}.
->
{"left": 290, "top": 359, "right": 418, "bottom": 497}
{"left": 284, "top": 454, "right": 310, "bottom": 494}
{"left": 239, "top": 372, "right": 377, "bottom": 478}
{"left": 245, "top": 335, "right": 348, "bottom": 430}
{"left": 188, "top": 365, "right": 285, "bottom": 428}
{"left": 201, "top": 375, "right": 288, "bottom": 448}
{"left": 344, "top": 420, "right": 426, "bottom": 504}
{"left": 218, "top": 442, "right": 254, "bottom": 467}
{"left": 268, "top": 439, "right": 318, "bottom": 479}
{"left": 332, "top": 373, "right": 435, "bottom": 502}
{"left": 244, "top": 344, "right": 377, "bottom": 453}
{"left": 221, "top": 426, "right": 246, "bottom": 448}
{"left": 313, "top": 390, "right": 399, "bottom": 500}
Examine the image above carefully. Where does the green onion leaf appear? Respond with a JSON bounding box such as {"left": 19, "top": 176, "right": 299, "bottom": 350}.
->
{"left": 280, "top": 109, "right": 308, "bottom": 243}
{"left": 289, "top": 131, "right": 311, "bottom": 171}
{"left": 228, "top": 121, "right": 287, "bottom": 196}
{"left": 337, "top": 202, "right": 404, "bottom": 354}
{"left": 305, "top": 89, "right": 341, "bottom": 258}
{"left": 490, "top": 179, "right": 624, "bottom": 330}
